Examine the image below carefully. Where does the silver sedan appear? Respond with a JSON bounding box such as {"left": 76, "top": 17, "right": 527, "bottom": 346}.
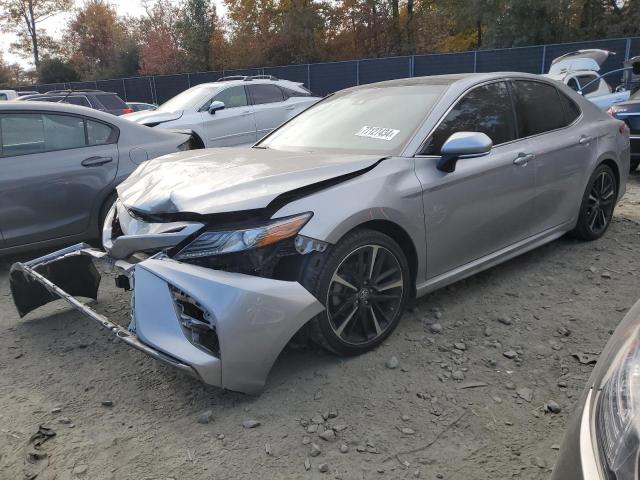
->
{"left": 11, "top": 72, "right": 630, "bottom": 393}
{"left": 0, "top": 101, "right": 197, "bottom": 255}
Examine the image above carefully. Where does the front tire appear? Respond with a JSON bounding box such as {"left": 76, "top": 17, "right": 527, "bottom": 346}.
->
{"left": 300, "top": 229, "right": 411, "bottom": 356}
{"left": 572, "top": 164, "right": 617, "bottom": 241}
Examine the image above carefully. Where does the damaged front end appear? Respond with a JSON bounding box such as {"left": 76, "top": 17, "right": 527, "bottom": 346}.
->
{"left": 10, "top": 204, "right": 328, "bottom": 393}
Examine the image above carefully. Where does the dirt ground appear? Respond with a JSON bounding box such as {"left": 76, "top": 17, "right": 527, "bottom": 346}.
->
{"left": 1, "top": 173, "right": 639, "bottom": 480}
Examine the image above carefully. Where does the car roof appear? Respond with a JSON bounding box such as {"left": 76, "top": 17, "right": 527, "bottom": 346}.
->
{"left": 337, "top": 72, "right": 554, "bottom": 93}
{"left": 1, "top": 100, "right": 125, "bottom": 123}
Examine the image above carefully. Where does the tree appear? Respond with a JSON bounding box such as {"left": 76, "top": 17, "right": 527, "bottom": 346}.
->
{"left": 176, "top": 0, "right": 217, "bottom": 71}
{"left": 0, "top": 0, "right": 72, "bottom": 67}
{"left": 137, "top": 0, "right": 186, "bottom": 74}
{"left": 37, "top": 57, "right": 80, "bottom": 83}
{"left": 65, "top": 0, "right": 131, "bottom": 79}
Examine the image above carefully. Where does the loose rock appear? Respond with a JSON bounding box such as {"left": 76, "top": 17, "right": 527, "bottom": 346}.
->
{"left": 545, "top": 400, "right": 561, "bottom": 414}
{"left": 310, "top": 443, "right": 321, "bottom": 457}
{"left": 318, "top": 463, "right": 329, "bottom": 473}
{"left": 503, "top": 350, "right": 518, "bottom": 359}
{"left": 430, "top": 323, "right": 443, "bottom": 334}
{"left": 319, "top": 429, "right": 335, "bottom": 441}
{"left": 197, "top": 410, "right": 213, "bottom": 424}
{"left": 242, "top": 419, "right": 261, "bottom": 429}
{"left": 386, "top": 356, "right": 399, "bottom": 369}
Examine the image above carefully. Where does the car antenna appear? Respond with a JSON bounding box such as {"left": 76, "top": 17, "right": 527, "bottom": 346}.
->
{"left": 59, "top": 89, "right": 73, "bottom": 103}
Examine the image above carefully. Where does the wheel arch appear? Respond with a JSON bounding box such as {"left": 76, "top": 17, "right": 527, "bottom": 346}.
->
{"left": 599, "top": 158, "right": 620, "bottom": 191}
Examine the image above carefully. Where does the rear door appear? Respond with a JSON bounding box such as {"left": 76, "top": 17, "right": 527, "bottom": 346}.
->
{"left": 511, "top": 80, "right": 596, "bottom": 233}
{"left": 0, "top": 111, "right": 119, "bottom": 247}
{"left": 246, "top": 84, "right": 290, "bottom": 140}
{"left": 199, "top": 85, "right": 256, "bottom": 147}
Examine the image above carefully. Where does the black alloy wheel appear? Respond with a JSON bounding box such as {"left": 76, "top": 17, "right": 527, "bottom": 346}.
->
{"left": 326, "top": 244, "right": 404, "bottom": 346}
{"left": 585, "top": 169, "right": 616, "bottom": 236}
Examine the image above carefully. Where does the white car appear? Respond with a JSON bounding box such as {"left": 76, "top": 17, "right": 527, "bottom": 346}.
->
{"left": 0, "top": 90, "right": 19, "bottom": 101}
{"left": 123, "top": 76, "right": 321, "bottom": 148}
{"left": 544, "top": 49, "right": 631, "bottom": 110}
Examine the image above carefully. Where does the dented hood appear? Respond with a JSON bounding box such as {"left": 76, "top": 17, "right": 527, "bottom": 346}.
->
{"left": 116, "top": 147, "right": 382, "bottom": 215}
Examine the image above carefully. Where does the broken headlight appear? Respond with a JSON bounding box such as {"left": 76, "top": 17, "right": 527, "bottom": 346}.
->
{"left": 596, "top": 330, "right": 640, "bottom": 479}
{"left": 174, "top": 212, "right": 312, "bottom": 260}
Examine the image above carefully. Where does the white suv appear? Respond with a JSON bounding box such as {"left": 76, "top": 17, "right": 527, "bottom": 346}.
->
{"left": 123, "top": 76, "right": 321, "bottom": 148}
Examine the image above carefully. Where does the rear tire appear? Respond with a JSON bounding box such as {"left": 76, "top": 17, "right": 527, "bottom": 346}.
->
{"left": 572, "top": 164, "right": 617, "bottom": 241}
{"left": 299, "top": 229, "right": 410, "bottom": 356}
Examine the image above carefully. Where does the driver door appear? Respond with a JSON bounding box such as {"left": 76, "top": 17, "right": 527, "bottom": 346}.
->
{"left": 414, "top": 81, "right": 536, "bottom": 279}
{"left": 200, "top": 85, "right": 257, "bottom": 147}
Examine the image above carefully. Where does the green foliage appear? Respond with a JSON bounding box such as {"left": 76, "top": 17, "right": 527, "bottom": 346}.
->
{"left": 37, "top": 57, "right": 80, "bottom": 83}
{"left": 176, "top": 0, "right": 216, "bottom": 71}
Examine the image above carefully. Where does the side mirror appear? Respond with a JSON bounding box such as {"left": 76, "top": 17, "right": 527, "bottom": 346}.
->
{"left": 208, "top": 100, "right": 225, "bottom": 115}
{"left": 633, "top": 61, "right": 640, "bottom": 75}
{"left": 437, "top": 132, "right": 493, "bottom": 173}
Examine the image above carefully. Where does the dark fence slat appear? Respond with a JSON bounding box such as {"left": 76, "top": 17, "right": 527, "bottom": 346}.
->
{"left": 122, "top": 77, "right": 154, "bottom": 104}
{"left": 358, "top": 56, "right": 411, "bottom": 85}
{"left": 309, "top": 61, "right": 357, "bottom": 96}
{"left": 476, "top": 46, "right": 544, "bottom": 74}
{"left": 153, "top": 74, "right": 190, "bottom": 104}
{"left": 263, "top": 64, "right": 308, "bottom": 87}
{"left": 413, "top": 52, "right": 475, "bottom": 76}
{"left": 190, "top": 71, "right": 223, "bottom": 86}
{"left": 96, "top": 79, "right": 126, "bottom": 99}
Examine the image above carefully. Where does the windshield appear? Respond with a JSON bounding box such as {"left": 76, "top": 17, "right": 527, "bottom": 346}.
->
{"left": 257, "top": 84, "right": 448, "bottom": 155}
{"left": 157, "top": 84, "right": 222, "bottom": 112}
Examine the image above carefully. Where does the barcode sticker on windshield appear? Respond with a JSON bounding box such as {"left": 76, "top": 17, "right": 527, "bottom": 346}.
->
{"left": 355, "top": 126, "right": 400, "bottom": 141}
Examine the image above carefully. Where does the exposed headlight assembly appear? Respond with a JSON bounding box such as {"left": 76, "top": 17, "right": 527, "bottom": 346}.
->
{"left": 174, "top": 212, "right": 312, "bottom": 260}
{"left": 596, "top": 330, "right": 640, "bottom": 479}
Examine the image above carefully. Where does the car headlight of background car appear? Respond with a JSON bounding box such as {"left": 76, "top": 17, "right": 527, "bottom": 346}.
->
{"left": 174, "top": 212, "right": 313, "bottom": 260}
{"left": 595, "top": 329, "right": 640, "bottom": 479}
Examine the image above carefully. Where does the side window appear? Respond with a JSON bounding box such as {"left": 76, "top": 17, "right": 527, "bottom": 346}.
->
{"left": 577, "top": 75, "right": 599, "bottom": 95}
{"left": 513, "top": 81, "right": 566, "bottom": 137}
{"left": 0, "top": 113, "right": 103, "bottom": 157}
{"left": 423, "top": 81, "right": 516, "bottom": 155}
{"left": 567, "top": 78, "right": 580, "bottom": 91}
{"left": 213, "top": 86, "right": 248, "bottom": 109}
{"left": 557, "top": 90, "right": 581, "bottom": 125}
{"left": 248, "top": 84, "right": 285, "bottom": 105}
{"left": 0, "top": 93, "right": 7, "bottom": 101}
{"left": 87, "top": 120, "right": 115, "bottom": 145}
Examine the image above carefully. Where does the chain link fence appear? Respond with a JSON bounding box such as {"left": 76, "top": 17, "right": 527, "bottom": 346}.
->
{"left": 16, "top": 36, "right": 640, "bottom": 103}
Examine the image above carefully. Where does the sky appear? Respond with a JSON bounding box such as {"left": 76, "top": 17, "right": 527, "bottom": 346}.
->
{"left": 0, "top": 0, "right": 227, "bottom": 69}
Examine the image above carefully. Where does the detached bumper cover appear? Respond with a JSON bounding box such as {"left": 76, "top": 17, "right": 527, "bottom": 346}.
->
{"left": 10, "top": 243, "right": 324, "bottom": 394}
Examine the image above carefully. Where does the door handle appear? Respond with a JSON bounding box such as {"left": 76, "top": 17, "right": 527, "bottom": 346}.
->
{"left": 81, "top": 156, "right": 113, "bottom": 167}
{"left": 285, "top": 106, "right": 296, "bottom": 111}
{"left": 241, "top": 111, "right": 253, "bottom": 117}
{"left": 579, "top": 136, "right": 594, "bottom": 145}
{"left": 513, "top": 153, "right": 534, "bottom": 166}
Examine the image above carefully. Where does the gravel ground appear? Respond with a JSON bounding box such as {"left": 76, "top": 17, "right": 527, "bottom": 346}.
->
{"left": 1, "top": 172, "right": 639, "bottom": 480}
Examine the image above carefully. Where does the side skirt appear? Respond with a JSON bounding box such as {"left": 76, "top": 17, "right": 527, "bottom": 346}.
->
{"left": 416, "top": 221, "right": 574, "bottom": 298}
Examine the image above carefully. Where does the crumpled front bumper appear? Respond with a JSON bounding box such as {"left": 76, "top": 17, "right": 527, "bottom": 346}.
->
{"left": 10, "top": 243, "right": 324, "bottom": 394}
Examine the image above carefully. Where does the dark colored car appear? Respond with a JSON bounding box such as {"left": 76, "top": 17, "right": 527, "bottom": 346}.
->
{"left": 552, "top": 298, "right": 640, "bottom": 480}
{"left": 17, "top": 90, "right": 134, "bottom": 116}
{"left": 609, "top": 91, "right": 640, "bottom": 172}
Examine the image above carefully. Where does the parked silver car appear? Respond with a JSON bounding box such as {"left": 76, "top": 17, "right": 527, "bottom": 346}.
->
{"left": 552, "top": 298, "right": 640, "bottom": 480}
{"left": 0, "top": 101, "right": 197, "bottom": 254}
{"left": 122, "top": 76, "right": 320, "bottom": 147}
{"left": 10, "top": 72, "right": 630, "bottom": 393}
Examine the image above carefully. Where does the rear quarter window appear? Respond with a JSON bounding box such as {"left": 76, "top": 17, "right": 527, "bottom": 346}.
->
{"left": 513, "top": 80, "right": 566, "bottom": 137}
{"left": 96, "top": 94, "right": 126, "bottom": 110}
